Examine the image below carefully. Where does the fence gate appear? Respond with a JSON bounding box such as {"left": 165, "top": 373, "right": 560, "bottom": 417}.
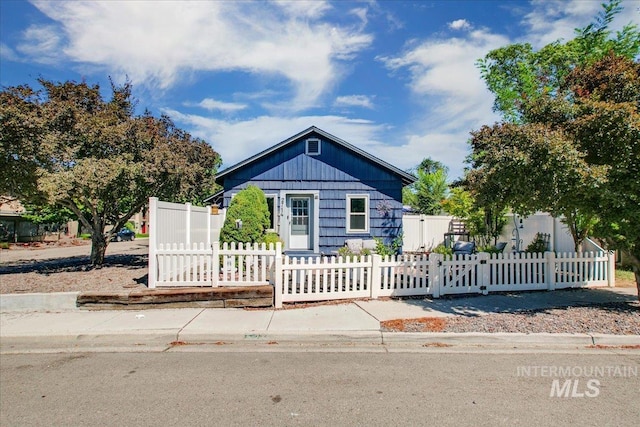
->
{"left": 438, "top": 254, "right": 485, "bottom": 295}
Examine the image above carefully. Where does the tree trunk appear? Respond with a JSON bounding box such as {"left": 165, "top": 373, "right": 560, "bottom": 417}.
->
{"left": 628, "top": 250, "right": 640, "bottom": 303}
{"left": 90, "top": 234, "right": 108, "bottom": 266}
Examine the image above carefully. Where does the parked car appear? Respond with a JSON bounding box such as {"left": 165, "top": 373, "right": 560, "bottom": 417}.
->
{"left": 111, "top": 228, "right": 135, "bottom": 242}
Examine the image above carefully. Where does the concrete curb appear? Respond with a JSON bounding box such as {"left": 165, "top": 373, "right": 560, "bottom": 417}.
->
{"left": 177, "top": 330, "right": 383, "bottom": 345}
{"left": 382, "top": 332, "right": 597, "bottom": 346}
{"left": 4, "top": 331, "right": 639, "bottom": 354}
{"left": 0, "top": 331, "right": 179, "bottom": 353}
{"left": 0, "top": 292, "right": 79, "bottom": 312}
{"left": 589, "top": 334, "right": 640, "bottom": 346}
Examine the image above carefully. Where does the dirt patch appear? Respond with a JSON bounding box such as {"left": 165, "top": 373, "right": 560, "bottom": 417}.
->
{"left": 381, "top": 317, "right": 447, "bottom": 332}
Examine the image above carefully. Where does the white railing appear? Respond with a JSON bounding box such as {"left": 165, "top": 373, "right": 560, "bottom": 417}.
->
{"left": 149, "top": 242, "right": 615, "bottom": 307}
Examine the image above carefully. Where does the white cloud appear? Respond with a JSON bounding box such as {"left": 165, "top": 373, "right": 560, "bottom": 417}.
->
{"left": 26, "top": 1, "right": 372, "bottom": 110}
{"left": 378, "top": 28, "right": 507, "bottom": 178}
{"left": 16, "top": 24, "right": 63, "bottom": 64}
{"left": 0, "top": 43, "right": 20, "bottom": 62}
{"left": 273, "top": 0, "right": 332, "bottom": 19}
{"left": 522, "top": 0, "right": 639, "bottom": 47}
{"left": 334, "top": 95, "right": 375, "bottom": 109}
{"left": 350, "top": 7, "right": 369, "bottom": 29}
{"left": 368, "top": 132, "right": 471, "bottom": 177}
{"left": 448, "top": 19, "right": 472, "bottom": 31}
{"left": 522, "top": 0, "right": 600, "bottom": 46}
{"left": 162, "top": 109, "right": 389, "bottom": 170}
{"left": 192, "top": 98, "right": 247, "bottom": 113}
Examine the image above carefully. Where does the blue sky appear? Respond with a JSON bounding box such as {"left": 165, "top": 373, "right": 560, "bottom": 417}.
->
{"left": 1, "top": 1, "right": 638, "bottom": 180}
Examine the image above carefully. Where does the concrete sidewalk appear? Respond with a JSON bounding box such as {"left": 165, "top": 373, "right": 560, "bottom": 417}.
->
{"left": 1, "top": 287, "right": 638, "bottom": 352}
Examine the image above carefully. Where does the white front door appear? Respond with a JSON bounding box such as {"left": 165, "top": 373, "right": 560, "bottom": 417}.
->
{"left": 288, "top": 196, "right": 311, "bottom": 250}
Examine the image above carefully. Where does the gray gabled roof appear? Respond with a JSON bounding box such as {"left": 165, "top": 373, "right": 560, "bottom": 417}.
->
{"left": 215, "top": 126, "right": 417, "bottom": 186}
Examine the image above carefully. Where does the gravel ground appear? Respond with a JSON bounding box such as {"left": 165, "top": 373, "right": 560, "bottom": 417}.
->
{"left": 0, "top": 239, "right": 148, "bottom": 294}
{"left": 381, "top": 302, "right": 640, "bottom": 335}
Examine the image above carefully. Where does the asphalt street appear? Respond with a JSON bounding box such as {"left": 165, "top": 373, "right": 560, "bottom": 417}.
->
{"left": 1, "top": 351, "right": 639, "bottom": 426}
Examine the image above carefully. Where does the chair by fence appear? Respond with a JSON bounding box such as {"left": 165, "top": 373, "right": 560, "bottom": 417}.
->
{"left": 444, "top": 219, "right": 470, "bottom": 248}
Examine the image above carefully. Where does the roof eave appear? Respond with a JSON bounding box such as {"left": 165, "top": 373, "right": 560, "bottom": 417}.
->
{"left": 215, "top": 126, "right": 418, "bottom": 186}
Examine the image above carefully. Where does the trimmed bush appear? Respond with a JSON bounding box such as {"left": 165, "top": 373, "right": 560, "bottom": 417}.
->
{"left": 220, "top": 185, "right": 270, "bottom": 243}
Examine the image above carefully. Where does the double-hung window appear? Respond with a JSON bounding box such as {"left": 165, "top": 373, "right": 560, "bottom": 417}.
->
{"left": 346, "top": 194, "right": 369, "bottom": 233}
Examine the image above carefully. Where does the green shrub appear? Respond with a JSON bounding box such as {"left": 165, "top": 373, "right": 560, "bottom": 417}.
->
{"left": 336, "top": 245, "right": 370, "bottom": 260}
{"left": 0, "top": 242, "right": 9, "bottom": 250}
{"left": 220, "top": 185, "right": 270, "bottom": 243}
{"left": 79, "top": 233, "right": 92, "bottom": 240}
{"left": 262, "top": 232, "right": 283, "bottom": 247}
{"left": 478, "top": 245, "right": 502, "bottom": 254}
{"left": 525, "top": 233, "right": 548, "bottom": 253}
{"left": 136, "top": 233, "right": 149, "bottom": 238}
{"left": 374, "top": 233, "right": 403, "bottom": 257}
{"left": 337, "top": 246, "right": 356, "bottom": 258}
{"left": 433, "top": 244, "right": 453, "bottom": 256}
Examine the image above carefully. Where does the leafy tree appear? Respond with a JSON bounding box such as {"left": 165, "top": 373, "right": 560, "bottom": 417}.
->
{"left": 467, "top": 122, "right": 605, "bottom": 251}
{"left": 567, "top": 55, "right": 640, "bottom": 292}
{"left": 476, "top": 0, "right": 639, "bottom": 123}
{"left": 219, "top": 185, "right": 270, "bottom": 244}
{"left": 403, "top": 158, "right": 448, "bottom": 215}
{"left": 469, "top": 1, "right": 640, "bottom": 297}
{"left": 441, "top": 187, "right": 507, "bottom": 247}
{"left": 0, "top": 79, "right": 221, "bottom": 265}
{"left": 1, "top": 85, "right": 45, "bottom": 207}
{"left": 21, "top": 203, "right": 76, "bottom": 238}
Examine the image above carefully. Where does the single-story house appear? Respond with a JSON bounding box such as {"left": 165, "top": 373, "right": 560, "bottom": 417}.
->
{"left": 208, "top": 126, "right": 416, "bottom": 255}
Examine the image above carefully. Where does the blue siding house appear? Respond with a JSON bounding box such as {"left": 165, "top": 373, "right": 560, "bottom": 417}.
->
{"left": 212, "top": 127, "right": 416, "bottom": 255}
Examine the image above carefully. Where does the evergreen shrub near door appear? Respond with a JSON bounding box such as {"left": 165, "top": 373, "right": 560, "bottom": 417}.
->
{"left": 220, "top": 185, "right": 270, "bottom": 243}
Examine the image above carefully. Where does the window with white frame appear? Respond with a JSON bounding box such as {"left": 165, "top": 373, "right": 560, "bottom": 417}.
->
{"left": 346, "top": 194, "right": 369, "bottom": 233}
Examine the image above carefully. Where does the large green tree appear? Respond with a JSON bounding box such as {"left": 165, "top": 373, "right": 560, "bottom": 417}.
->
{"left": 476, "top": 0, "right": 639, "bottom": 123}
{"left": 403, "top": 158, "right": 449, "bottom": 215}
{"left": 0, "top": 79, "right": 221, "bottom": 265}
{"left": 468, "top": 1, "right": 640, "bottom": 297}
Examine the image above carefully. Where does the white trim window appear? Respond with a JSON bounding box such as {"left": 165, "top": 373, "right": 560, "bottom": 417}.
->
{"left": 346, "top": 194, "right": 369, "bottom": 233}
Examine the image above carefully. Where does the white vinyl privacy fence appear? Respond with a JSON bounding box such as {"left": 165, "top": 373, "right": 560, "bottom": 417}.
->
{"left": 403, "top": 213, "right": 578, "bottom": 253}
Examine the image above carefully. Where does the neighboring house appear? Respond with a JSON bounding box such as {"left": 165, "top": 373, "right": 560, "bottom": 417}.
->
{"left": 208, "top": 126, "right": 416, "bottom": 255}
{"left": 0, "top": 198, "right": 78, "bottom": 243}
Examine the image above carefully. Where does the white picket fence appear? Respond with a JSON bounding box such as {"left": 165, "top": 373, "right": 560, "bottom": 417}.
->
{"left": 148, "top": 242, "right": 615, "bottom": 308}
{"left": 153, "top": 242, "right": 277, "bottom": 287}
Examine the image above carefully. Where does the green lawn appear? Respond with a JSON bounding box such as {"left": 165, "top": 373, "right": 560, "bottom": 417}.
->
{"left": 616, "top": 268, "right": 636, "bottom": 288}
